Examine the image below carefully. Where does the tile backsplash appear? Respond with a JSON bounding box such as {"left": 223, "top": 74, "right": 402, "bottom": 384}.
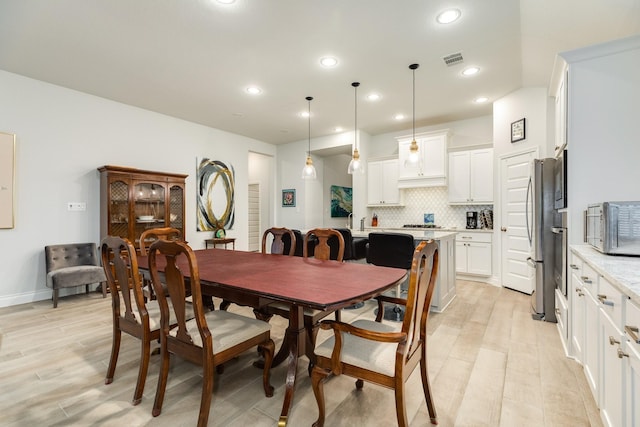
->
{"left": 366, "top": 187, "right": 493, "bottom": 229}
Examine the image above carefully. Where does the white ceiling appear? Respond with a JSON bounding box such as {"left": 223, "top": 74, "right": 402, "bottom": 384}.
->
{"left": 0, "top": 0, "right": 638, "bottom": 146}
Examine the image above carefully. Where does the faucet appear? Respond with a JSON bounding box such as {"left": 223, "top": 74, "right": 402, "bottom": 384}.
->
{"left": 347, "top": 212, "right": 353, "bottom": 229}
{"left": 360, "top": 217, "right": 366, "bottom": 231}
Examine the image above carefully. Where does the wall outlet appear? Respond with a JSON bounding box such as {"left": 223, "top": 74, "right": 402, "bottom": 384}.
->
{"left": 67, "top": 202, "right": 86, "bottom": 211}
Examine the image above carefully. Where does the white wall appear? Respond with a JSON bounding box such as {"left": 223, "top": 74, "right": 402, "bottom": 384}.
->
{"left": 248, "top": 151, "right": 274, "bottom": 235}
{"left": 0, "top": 70, "right": 275, "bottom": 306}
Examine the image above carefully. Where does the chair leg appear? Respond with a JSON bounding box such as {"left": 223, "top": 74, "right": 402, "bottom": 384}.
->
{"left": 197, "top": 359, "right": 215, "bottom": 427}
{"left": 420, "top": 350, "right": 438, "bottom": 425}
{"left": 101, "top": 281, "right": 107, "bottom": 298}
{"left": 152, "top": 344, "right": 171, "bottom": 417}
{"left": 85, "top": 284, "right": 90, "bottom": 294}
{"left": 132, "top": 337, "right": 151, "bottom": 405}
{"left": 259, "top": 339, "right": 275, "bottom": 397}
{"left": 394, "top": 379, "right": 409, "bottom": 427}
{"left": 53, "top": 289, "right": 58, "bottom": 308}
{"left": 311, "top": 366, "right": 330, "bottom": 427}
{"left": 105, "top": 327, "right": 121, "bottom": 385}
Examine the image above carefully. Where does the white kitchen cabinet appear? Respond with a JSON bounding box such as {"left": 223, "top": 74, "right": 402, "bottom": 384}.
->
{"left": 555, "top": 288, "right": 569, "bottom": 346}
{"left": 551, "top": 64, "right": 568, "bottom": 153}
{"left": 581, "top": 263, "right": 601, "bottom": 405}
{"left": 397, "top": 130, "right": 448, "bottom": 188}
{"left": 455, "top": 232, "right": 492, "bottom": 276}
{"left": 367, "top": 158, "right": 402, "bottom": 206}
{"left": 570, "top": 256, "right": 585, "bottom": 363}
{"left": 448, "top": 148, "right": 493, "bottom": 204}
{"left": 431, "top": 234, "right": 456, "bottom": 312}
{"left": 626, "top": 299, "right": 640, "bottom": 427}
{"left": 601, "top": 312, "right": 624, "bottom": 427}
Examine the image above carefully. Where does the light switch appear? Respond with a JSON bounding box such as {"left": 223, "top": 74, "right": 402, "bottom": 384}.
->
{"left": 68, "top": 202, "right": 86, "bottom": 211}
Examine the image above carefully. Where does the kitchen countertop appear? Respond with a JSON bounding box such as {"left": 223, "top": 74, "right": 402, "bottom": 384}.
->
{"left": 351, "top": 229, "right": 458, "bottom": 241}
{"left": 571, "top": 244, "right": 640, "bottom": 306}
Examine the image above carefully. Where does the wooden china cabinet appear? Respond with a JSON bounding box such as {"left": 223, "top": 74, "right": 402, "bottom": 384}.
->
{"left": 98, "top": 165, "right": 188, "bottom": 253}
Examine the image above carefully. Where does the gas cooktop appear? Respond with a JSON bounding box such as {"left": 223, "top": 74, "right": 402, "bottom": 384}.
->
{"left": 402, "top": 224, "right": 441, "bottom": 229}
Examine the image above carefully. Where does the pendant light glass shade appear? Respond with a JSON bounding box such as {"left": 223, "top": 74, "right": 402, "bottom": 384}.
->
{"left": 406, "top": 63, "right": 420, "bottom": 165}
{"left": 348, "top": 82, "right": 364, "bottom": 175}
{"left": 301, "top": 96, "right": 317, "bottom": 180}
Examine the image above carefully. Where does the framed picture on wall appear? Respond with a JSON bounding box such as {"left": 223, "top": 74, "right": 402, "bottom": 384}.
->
{"left": 282, "top": 189, "right": 295, "bottom": 207}
{"left": 511, "top": 118, "right": 526, "bottom": 143}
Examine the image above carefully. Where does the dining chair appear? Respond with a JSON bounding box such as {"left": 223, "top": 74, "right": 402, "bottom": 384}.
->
{"left": 264, "top": 228, "right": 345, "bottom": 368}
{"left": 139, "top": 227, "right": 182, "bottom": 256}
{"left": 100, "top": 235, "right": 178, "bottom": 405}
{"left": 311, "top": 239, "right": 439, "bottom": 427}
{"left": 262, "top": 227, "right": 296, "bottom": 255}
{"left": 366, "top": 232, "right": 416, "bottom": 322}
{"left": 148, "top": 240, "right": 275, "bottom": 426}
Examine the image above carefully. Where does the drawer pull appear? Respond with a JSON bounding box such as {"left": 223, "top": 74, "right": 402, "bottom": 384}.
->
{"left": 575, "top": 287, "right": 582, "bottom": 293}
{"left": 460, "top": 236, "right": 471, "bottom": 239}
{"left": 617, "top": 348, "right": 629, "bottom": 359}
{"left": 625, "top": 325, "right": 640, "bottom": 344}
{"left": 609, "top": 336, "right": 620, "bottom": 346}
{"left": 577, "top": 291, "right": 584, "bottom": 297}
{"left": 597, "top": 294, "right": 614, "bottom": 307}
{"left": 569, "top": 264, "right": 579, "bottom": 270}
{"left": 581, "top": 276, "right": 592, "bottom": 284}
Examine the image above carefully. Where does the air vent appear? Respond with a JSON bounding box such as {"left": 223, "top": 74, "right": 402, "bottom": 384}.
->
{"left": 443, "top": 52, "right": 464, "bottom": 67}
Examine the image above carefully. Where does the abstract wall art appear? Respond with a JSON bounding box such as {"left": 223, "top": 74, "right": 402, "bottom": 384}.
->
{"left": 330, "top": 185, "right": 352, "bottom": 218}
{"left": 196, "top": 158, "right": 235, "bottom": 231}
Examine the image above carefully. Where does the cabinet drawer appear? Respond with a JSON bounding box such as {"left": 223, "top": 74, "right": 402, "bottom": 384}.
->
{"left": 569, "top": 252, "right": 583, "bottom": 274}
{"left": 597, "top": 276, "right": 624, "bottom": 332}
{"left": 579, "top": 262, "right": 597, "bottom": 295}
{"left": 626, "top": 298, "right": 640, "bottom": 353}
{"left": 456, "top": 232, "right": 492, "bottom": 243}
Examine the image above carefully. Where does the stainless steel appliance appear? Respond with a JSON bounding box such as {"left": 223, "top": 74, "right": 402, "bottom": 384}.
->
{"left": 526, "top": 158, "right": 557, "bottom": 322}
{"left": 554, "top": 148, "right": 567, "bottom": 209}
{"left": 586, "top": 201, "right": 640, "bottom": 256}
{"left": 551, "top": 212, "right": 567, "bottom": 296}
{"left": 466, "top": 211, "right": 478, "bottom": 229}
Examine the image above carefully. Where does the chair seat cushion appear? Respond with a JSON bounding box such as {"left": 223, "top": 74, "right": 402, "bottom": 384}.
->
{"left": 46, "top": 265, "right": 106, "bottom": 289}
{"left": 315, "top": 319, "right": 400, "bottom": 377}
{"left": 172, "top": 310, "right": 270, "bottom": 353}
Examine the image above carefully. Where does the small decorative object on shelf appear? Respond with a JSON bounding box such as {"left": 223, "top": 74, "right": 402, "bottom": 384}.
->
{"left": 372, "top": 212, "right": 378, "bottom": 227}
{"left": 511, "top": 118, "right": 526, "bottom": 143}
{"left": 215, "top": 228, "right": 226, "bottom": 238}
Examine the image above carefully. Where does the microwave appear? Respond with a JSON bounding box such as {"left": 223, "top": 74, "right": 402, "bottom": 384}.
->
{"left": 585, "top": 202, "right": 640, "bottom": 256}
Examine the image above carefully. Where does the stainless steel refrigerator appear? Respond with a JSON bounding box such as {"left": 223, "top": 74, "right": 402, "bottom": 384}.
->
{"left": 526, "top": 158, "right": 557, "bottom": 322}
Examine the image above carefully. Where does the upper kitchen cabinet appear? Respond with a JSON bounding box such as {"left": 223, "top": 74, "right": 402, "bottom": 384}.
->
{"left": 397, "top": 130, "right": 449, "bottom": 188}
{"left": 367, "top": 157, "right": 402, "bottom": 206}
{"left": 98, "top": 165, "right": 187, "bottom": 252}
{"left": 448, "top": 148, "right": 494, "bottom": 204}
{"left": 550, "top": 61, "right": 568, "bottom": 155}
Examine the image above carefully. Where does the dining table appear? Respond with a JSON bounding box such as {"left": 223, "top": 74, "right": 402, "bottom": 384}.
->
{"left": 138, "top": 248, "right": 407, "bottom": 426}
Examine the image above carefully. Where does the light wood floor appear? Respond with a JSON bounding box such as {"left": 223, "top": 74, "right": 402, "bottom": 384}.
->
{"left": 0, "top": 280, "right": 602, "bottom": 426}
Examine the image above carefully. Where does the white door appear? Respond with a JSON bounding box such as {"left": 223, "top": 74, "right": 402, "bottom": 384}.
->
{"left": 500, "top": 150, "right": 536, "bottom": 294}
{"left": 248, "top": 183, "right": 260, "bottom": 252}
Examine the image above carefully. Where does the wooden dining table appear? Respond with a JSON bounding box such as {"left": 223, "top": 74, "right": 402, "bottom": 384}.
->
{"left": 138, "top": 248, "right": 407, "bottom": 426}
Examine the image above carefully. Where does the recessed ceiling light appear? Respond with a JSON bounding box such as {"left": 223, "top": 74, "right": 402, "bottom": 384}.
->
{"left": 394, "top": 114, "right": 405, "bottom": 120}
{"left": 300, "top": 111, "right": 310, "bottom": 118}
{"left": 245, "top": 86, "right": 262, "bottom": 95}
{"left": 334, "top": 127, "right": 344, "bottom": 132}
{"left": 462, "top": 66, "right": 480, "bottom": 76}
{"left": 474, "top": 96, "right": 489, "bottom": 103}
{"left": 319, "top": 56, "right": 338, "bottom": 68}
{"left": 436, "top": 8, "right": 461, "bottom": 24}
{"left": 367, "top": 93, "right": 381, "bottom": 101}
{"left": 216, "top": 0, "right": 235, "bottom": 4}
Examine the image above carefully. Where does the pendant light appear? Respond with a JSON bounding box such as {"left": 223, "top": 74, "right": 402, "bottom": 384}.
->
{"left": 301, "top": 96, "right": 317, "bottom": 180}
{"left": 347, "top": 82, "right": 364, "bottom": 175}
{"left": 407, "top": 63, "right": 420, "bottom": 165}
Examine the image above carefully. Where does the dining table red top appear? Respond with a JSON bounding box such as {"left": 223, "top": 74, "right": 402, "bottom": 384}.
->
{"left": 137, "top": 248, "right": 407, "bottom": 310}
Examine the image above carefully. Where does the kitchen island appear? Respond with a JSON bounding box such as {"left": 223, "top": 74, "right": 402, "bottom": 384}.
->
{"left": 351, "top": 229, "right": 457, "bottom": 312}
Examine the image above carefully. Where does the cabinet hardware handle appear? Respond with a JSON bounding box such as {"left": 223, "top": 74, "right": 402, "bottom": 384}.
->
{"left": 581, "top": 276, "right": 592, "bottom": 284}
{"left": 569, "top": 264, "right": 579, "bottom": 270}
{"left": 575, "top": 287, "right": 582, "bottom": 293}
{"left": 609, "top": 336, "right": 620, "bottom": 345}
{"left": 617, "top": 348, "right": 629, "bottom": 359}
{"left": 501, "top": 227, "right": 507, "bottom": 232}
{"left": 577, "top": 292, "right": 584, "bottom": 297}
{"left": 597, "top": 294, "right": 614, "bottom": 307}
{"left": 461, "top": 236, "right": 471, "bottom": 239}
{"left": 625, "top": 325, "right": 640, "bottom": 344}
{"left": 555, "top": 308, "right": 561, "bottom": 315}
